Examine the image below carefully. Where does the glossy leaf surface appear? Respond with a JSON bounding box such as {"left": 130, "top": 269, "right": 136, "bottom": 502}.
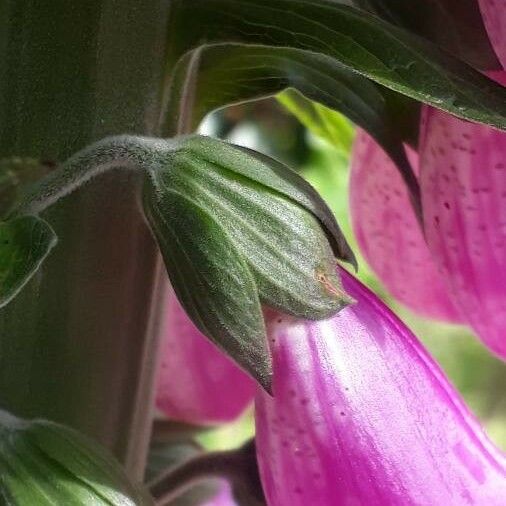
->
{"left": 167, "top": 0, "right": 506, "bottom": 131}
{"left": 164, "top": 43, "right": 417, "bottom": 170}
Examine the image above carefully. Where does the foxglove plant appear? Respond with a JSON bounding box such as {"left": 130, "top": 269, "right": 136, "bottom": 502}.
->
{"left": 2, "top": 1, "right": 506, "bottom": 505}
{"left": 256, "top": 270, "right": 506, "bottom": 505}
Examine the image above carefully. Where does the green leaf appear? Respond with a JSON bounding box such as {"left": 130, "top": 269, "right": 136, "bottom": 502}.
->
{"left": 164, "top": 43, "right": 420, "bottom": 215}
{"left": 353, "top": 0, "right": 500, "bottom": 69}
{"left": 277, "top": 89, "right": 355, "bottom": 156}
{"left": 167, "top": 0, "right": 506, "bottom": 131}
{"left": 0, "top": 410, "right": 152, "bottom": 505}
{"left": 143, "top": 135, "right": 353, "bottom": 389}
{"left": 0, "top": 216, "right": 57, "bottom": 308}
{"left": 164, "top": 43, "right": 418, "bottom": 155}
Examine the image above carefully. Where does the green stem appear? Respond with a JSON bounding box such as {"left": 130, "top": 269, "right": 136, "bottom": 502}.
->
{"left": 0, "top": 0, "right": 171, "bottom": 479}
{"left": 13, "top": 135, "right": 179, "bottom": 216}
{"left": 150, "top": 450, "right": 233, "bottom": 504}
{"left": 149, "top": 440, "right": 265, "bottom": 506}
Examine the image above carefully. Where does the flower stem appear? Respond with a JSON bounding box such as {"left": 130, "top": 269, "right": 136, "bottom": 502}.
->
{"left": 149, "top": 440, "right": 265, "bottom": 506}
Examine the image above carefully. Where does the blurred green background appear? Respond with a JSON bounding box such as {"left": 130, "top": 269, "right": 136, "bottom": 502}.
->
{"left": 198, "top": 96, "right": 506, "bottom": 452}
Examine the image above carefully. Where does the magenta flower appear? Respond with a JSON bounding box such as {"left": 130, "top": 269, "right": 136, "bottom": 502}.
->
{"left": 479, "top": 0, "right": 506, "bottom": 68}
{"left": 419, "top": 73, "right": 506, "bottom": 360}
{"left": 255, "top": 269, "right": 506, "bottom": 505}
{"left": 350, "top": 130, "right": 461, "bottom": 321}
{"left": 156, "top": 292, "right": 255, "bottom": 424}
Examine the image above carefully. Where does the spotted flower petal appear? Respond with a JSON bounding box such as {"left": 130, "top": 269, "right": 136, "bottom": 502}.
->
{"left": 479, "top": 0, "right": 506, "bottom": 68}
{"left": 255, "top": 270, "right": 506, "bottom": 505}
{"left": 350, "top": 130, "right": 461, "bottom": 321}
{"left": 156, "top": 292, "right": 255, "bottom": 425}
{"left": 420, "top": 75, "right": 506, "bottom": 360}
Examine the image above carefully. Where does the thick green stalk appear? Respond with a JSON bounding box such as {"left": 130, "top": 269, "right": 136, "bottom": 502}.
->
{"left": 0, "top": 0, "right": 171, "bottom": 479}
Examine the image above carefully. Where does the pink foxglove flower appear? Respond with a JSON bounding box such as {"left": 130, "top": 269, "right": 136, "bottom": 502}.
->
{"left": 156, "top": 293, "right": 255, "bottom": 424}
{"left": 419, "top": 73, "right": 506, "bottom": 360}
{"left": 479, "top": 0, "right": 506, "bottom": 68}
{"left": 350, "top": 130, "right": 461, "bottom": 321}
{"left": 255, "top": 270, "right": 506, "bottom": 505}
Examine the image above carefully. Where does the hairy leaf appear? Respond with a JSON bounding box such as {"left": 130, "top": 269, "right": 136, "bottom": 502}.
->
{"left": 0, "top": 216, "right": 56, "bottom": 308}
{"left": 166, "top": 0, "right": 506, "bottom": 131}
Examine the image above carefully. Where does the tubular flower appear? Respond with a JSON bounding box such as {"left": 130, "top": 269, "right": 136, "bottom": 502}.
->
{"left": 255, "top": 270, "right": 506, "bottom": 506}
{"left": 349, "top": 130, "right": 461, "bottom": 322}
{"left": 156, "top": 292, "right": 255, "bottom": 425}
{"left": 419, "top": 75, "right": 506, "bottom": 360}
{"left": 479, "top": 0, "right": 506, "bottom": 68}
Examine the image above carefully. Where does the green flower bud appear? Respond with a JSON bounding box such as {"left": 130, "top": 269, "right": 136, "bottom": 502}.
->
{"left": 143, "top": 135, "right": 355, "bottom": 390}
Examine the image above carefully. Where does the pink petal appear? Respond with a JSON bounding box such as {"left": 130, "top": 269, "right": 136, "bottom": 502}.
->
{"left": 419, "top": 76, "right": 506, "bottom": 360}
{"left": 255, "top": 270, "right": 506, "bottom": 506}
{"left": 350, "top": 130, "right": 461, "bottom": 322}
{"left": 156, "top": 292, "right": 255, "bottom": 424}
{"left": 479, "top": 0, "right": 506, "bottom": 68}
